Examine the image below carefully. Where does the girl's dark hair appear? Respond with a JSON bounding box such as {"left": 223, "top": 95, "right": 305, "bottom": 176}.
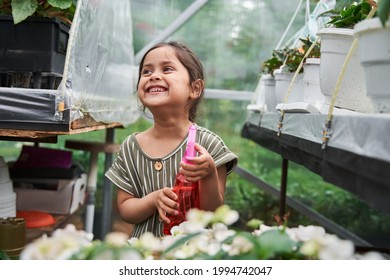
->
{"left": 137, "top": 41, "right": 205, "bottom": 122}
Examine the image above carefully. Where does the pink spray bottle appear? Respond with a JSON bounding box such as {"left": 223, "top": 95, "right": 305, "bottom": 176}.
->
{"left": 163, "top": 124, "right": 200, "bottom": 235}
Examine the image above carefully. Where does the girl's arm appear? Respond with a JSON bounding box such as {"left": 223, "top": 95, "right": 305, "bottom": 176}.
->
{"left": 117, "top": 187, "right": 179, "bottom": 224}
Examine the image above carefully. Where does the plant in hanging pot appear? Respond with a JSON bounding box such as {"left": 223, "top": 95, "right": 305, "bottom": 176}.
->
{"left": 253, "top": 51, "right": 284, "bottom": 112}
{"left": 353, "top": 0, "right": 390, "bottom": 113}
{"left": 300, "top": 36, "right": 326, "bottom": 110}
{"left": 317, "top": 0, "right": 375, "bottom": 113}
{"left": 272, "top": 46, "right": 306, "bottom": 104}
{"left": 0, "top": 0, "right": 77, "bottom": 89}
{"left": 377, "top": 0, "right": 390, "bottom": 24}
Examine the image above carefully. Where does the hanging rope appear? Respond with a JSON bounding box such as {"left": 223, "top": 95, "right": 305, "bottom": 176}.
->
{"left": 277, "top": 36, "right": 320, "bottom": 136}
{"left": 275, "top": 0, "right": 304, "bottom": 50}
{"left": 321, "top": 5, "right": 378, "bottom": 149}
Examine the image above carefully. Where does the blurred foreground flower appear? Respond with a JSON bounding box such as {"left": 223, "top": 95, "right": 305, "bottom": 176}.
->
{"left": 19, "top": 206, "right": 384, "bottom": 260}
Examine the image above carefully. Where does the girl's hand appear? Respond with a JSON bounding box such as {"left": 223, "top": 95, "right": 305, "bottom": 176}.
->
{"left": 179, "top": 143, "right": 216, "bottom": 182}
{"left": 153, "top": 187, "right": 178, "bottom": 223}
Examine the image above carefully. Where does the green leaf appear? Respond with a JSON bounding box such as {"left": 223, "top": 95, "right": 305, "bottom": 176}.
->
{"left": 48, "top": 0, "right": 73, "bottom": 10}
{"left": 11, "top": 0, "right": 38, "bottom": 24}
{"left": 256, "top": 229, "right": 297, "bottom": 259}
{"left": 378, "top": 0, "right": 390, "bottom": 26}
{"left": 0, "top": 250, "right": 11, "bottom": 260}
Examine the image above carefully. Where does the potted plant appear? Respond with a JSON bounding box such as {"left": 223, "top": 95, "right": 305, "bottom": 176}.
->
{"left": 300, "top": 36, "right": 326, "bottom": 110}
{"left": 0, "top": 0, "right": 76, "bottom": 89}
{"left": 353, "top": 0, "right": 390, "bottom": 113}
{"left": 253, "top": 51, "right": 284, "bottom": 112}
{"left": 317, "top": 0, "right": 374, "bottom": 113}
{"left": 272, "top": 46, "right": 306, "bottom": 104}
{"left": 0, "top": 0, "right": 76, "bottom": 24}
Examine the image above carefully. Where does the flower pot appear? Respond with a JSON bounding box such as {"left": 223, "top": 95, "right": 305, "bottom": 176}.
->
{"left": 354, "top": 18, "right": 390, "bottom": 113}
{"left": 274, "top": 69, "right": 305, "bottom": 104}
{"left": 0, "top": 15, "right": 70, "bottom": 88}
{"left": 261, "top": 74, "right": 277, "bottom": 112}
{"left": 0, "top": 217, "right": 26, "bottom": 258}
{"left": 303, "top": 58, "right": 325, "bottom": 110}
{"left": 317, "top": 28, "right": 373, "bottom": 113}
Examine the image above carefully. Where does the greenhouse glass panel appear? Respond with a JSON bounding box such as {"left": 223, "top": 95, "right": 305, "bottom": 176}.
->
{"left": 131, "top": 0, "right": 325, "bottom": 93}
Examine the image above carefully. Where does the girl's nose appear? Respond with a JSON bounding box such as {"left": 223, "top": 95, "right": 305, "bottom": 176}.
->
{"left": 149, "top": 72, "right": 161, "bottom": 81}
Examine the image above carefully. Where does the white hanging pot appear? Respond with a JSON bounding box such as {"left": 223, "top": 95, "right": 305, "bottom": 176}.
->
{"left": 317, "top": 28, "right": 373, "bottom": 113}
{"left": 354, "top": 18, "right": 390, "bottom": 113}
{"left": 273, "top": 69, "right": 304, "bottom": 104}
{"left": 303, "top": 58, "right": 325, "bottom": 110}
{"left": 261, "top": 74, "right": 277, "bottom": 112}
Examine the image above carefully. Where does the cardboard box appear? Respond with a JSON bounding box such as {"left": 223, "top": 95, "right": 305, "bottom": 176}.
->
{"left": 14, "top": 173, "right": 87, "bottom": 215}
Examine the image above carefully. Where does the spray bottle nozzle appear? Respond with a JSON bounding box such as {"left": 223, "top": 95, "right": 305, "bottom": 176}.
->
{"left": 183, "top": 124, "right": 196, "bottom": 164}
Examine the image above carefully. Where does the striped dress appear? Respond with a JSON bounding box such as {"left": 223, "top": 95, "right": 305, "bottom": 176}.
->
{"left": 105, "top": 124, "right": 238, "bottom": 238}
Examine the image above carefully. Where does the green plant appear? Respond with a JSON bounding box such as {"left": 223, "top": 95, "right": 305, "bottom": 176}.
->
{"left": 377, "top": 0, "right": 390, "bottom": 25}
{"left": 319, "top": 0, "right": 372, "bottom": 28}
{"left": 0, "top": 0, "right": 76, "bottom": 24}
{"left": 260, "top": 36, "right": 320, "bottom": 77}
{"left": 274, "top": 47, "right": 305, "bottom": 73}
{"left": 300, "top": 36, "right": 321, "bottom": 58}
{"left": 260, "top": 51, "right": 283, "bottom": 77}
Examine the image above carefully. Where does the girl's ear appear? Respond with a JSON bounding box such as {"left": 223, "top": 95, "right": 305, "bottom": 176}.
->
{"left": 190, "top": 79, "right": 204, "bottom": 99}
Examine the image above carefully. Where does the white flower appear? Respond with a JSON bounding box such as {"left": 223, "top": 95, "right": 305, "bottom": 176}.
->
{"left": 317, "top": 234, "right": 355, "bottom": 260}
{"left": 172, "top": 240, "right": 198, "bottom": 259}
{"left": 172, "top": 220, "right": 205, "bottom": 235}
{"left": 299, "top": 239, "right": 321, "bottom": 257}
{"left": 104, "top": 232, "right": 129, "bottom": 247}
{"left": 212, "top": 223, "right": 236, "bottom": 242}
{"left": 118, "top": 249, "right": 143, "bottom": 260}
{"left": 186, "top": 208, "right": 214, "bottom": 227}
{"left": 226, "top": 235, "right": 254, "bottom": 256}
{"left": 137, "top": 232, "right": 162, "bottom": 252}
{"left": 213, "top": 205, "right": 239, "bottom": 225}
{"left": 20, "top": 224, "right": 93, "bottom": 260}
{"left": 159, "top": 235, "right": 176, "bottom": 251}
{"left": 288, "top": 225, "right": 326, "bottom": 242}
{"left": 253, "top": 224, "right": 279, "bottom": 236}
{"left": 355, "top": 251, "right": 385, "bottom": 260}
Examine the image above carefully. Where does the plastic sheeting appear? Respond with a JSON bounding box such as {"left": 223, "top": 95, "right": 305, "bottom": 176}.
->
{"left": 0, "top": 87, "right": 69, "bottom": 131}
{"left": 242, "top": 111, "right": 390, "bottom": 215}
{"left": 62, "top": 0, "right": 140, "bottom": 125}
{"left": 0, "top": 0, "right": 140, "bottom": 130}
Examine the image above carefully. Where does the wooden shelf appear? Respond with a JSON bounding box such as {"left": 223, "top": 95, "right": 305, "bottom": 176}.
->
{"left": 0, "top": 114, "right": 122, "bottom": 142}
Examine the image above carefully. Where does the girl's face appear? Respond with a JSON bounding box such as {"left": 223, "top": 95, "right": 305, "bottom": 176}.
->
{"left": 138, "top": 46, "right": 195, "bottom": 114}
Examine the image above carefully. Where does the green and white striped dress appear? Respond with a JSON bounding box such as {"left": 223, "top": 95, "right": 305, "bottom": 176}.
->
{"left": 105, "top": 124, "right": 238, "bottom": 238}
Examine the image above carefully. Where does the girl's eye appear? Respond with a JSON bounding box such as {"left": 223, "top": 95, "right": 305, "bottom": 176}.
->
{"left": 142, "top": 69, "right": 152, "bottom": 75}
{"left": 163, "top": 66, "right": 174, "bottom": 72}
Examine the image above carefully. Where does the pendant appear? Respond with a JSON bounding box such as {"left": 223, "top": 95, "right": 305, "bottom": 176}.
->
{"left": 154, "top": 161, "right": 163, "bottom": 171}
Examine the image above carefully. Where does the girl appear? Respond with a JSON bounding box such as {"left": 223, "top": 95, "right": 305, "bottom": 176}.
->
{"left": 106, "top": 41, "right": 238, "bottom": 238}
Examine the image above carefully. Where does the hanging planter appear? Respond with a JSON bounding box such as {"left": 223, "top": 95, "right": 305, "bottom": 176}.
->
{"left": 354, "top": 17, "right": 390, "bottom": 113}
{"left": 257, "top": 52, "right": 283, "bottom": 112}
{"left": 316, "top": 0, "right": 376, "bottom": 113}
{"left": 274, "top": 69, "right": 305, "bottom": 104}
{"left": 262, "top": 74, "right": 277, "bottom": 112}
{"left": 302, "top": 57, "right": 325, "bottom": 110}
{"left": 272, "top": 46, "right": 305, "bottom": 104}
{"left": 317, "top": 27, "right": 373, "bottom": 113}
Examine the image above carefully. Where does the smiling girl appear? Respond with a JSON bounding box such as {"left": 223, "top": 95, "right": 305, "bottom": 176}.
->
{"left": 106, "top": 41, "right": 238, "bottom": 238}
